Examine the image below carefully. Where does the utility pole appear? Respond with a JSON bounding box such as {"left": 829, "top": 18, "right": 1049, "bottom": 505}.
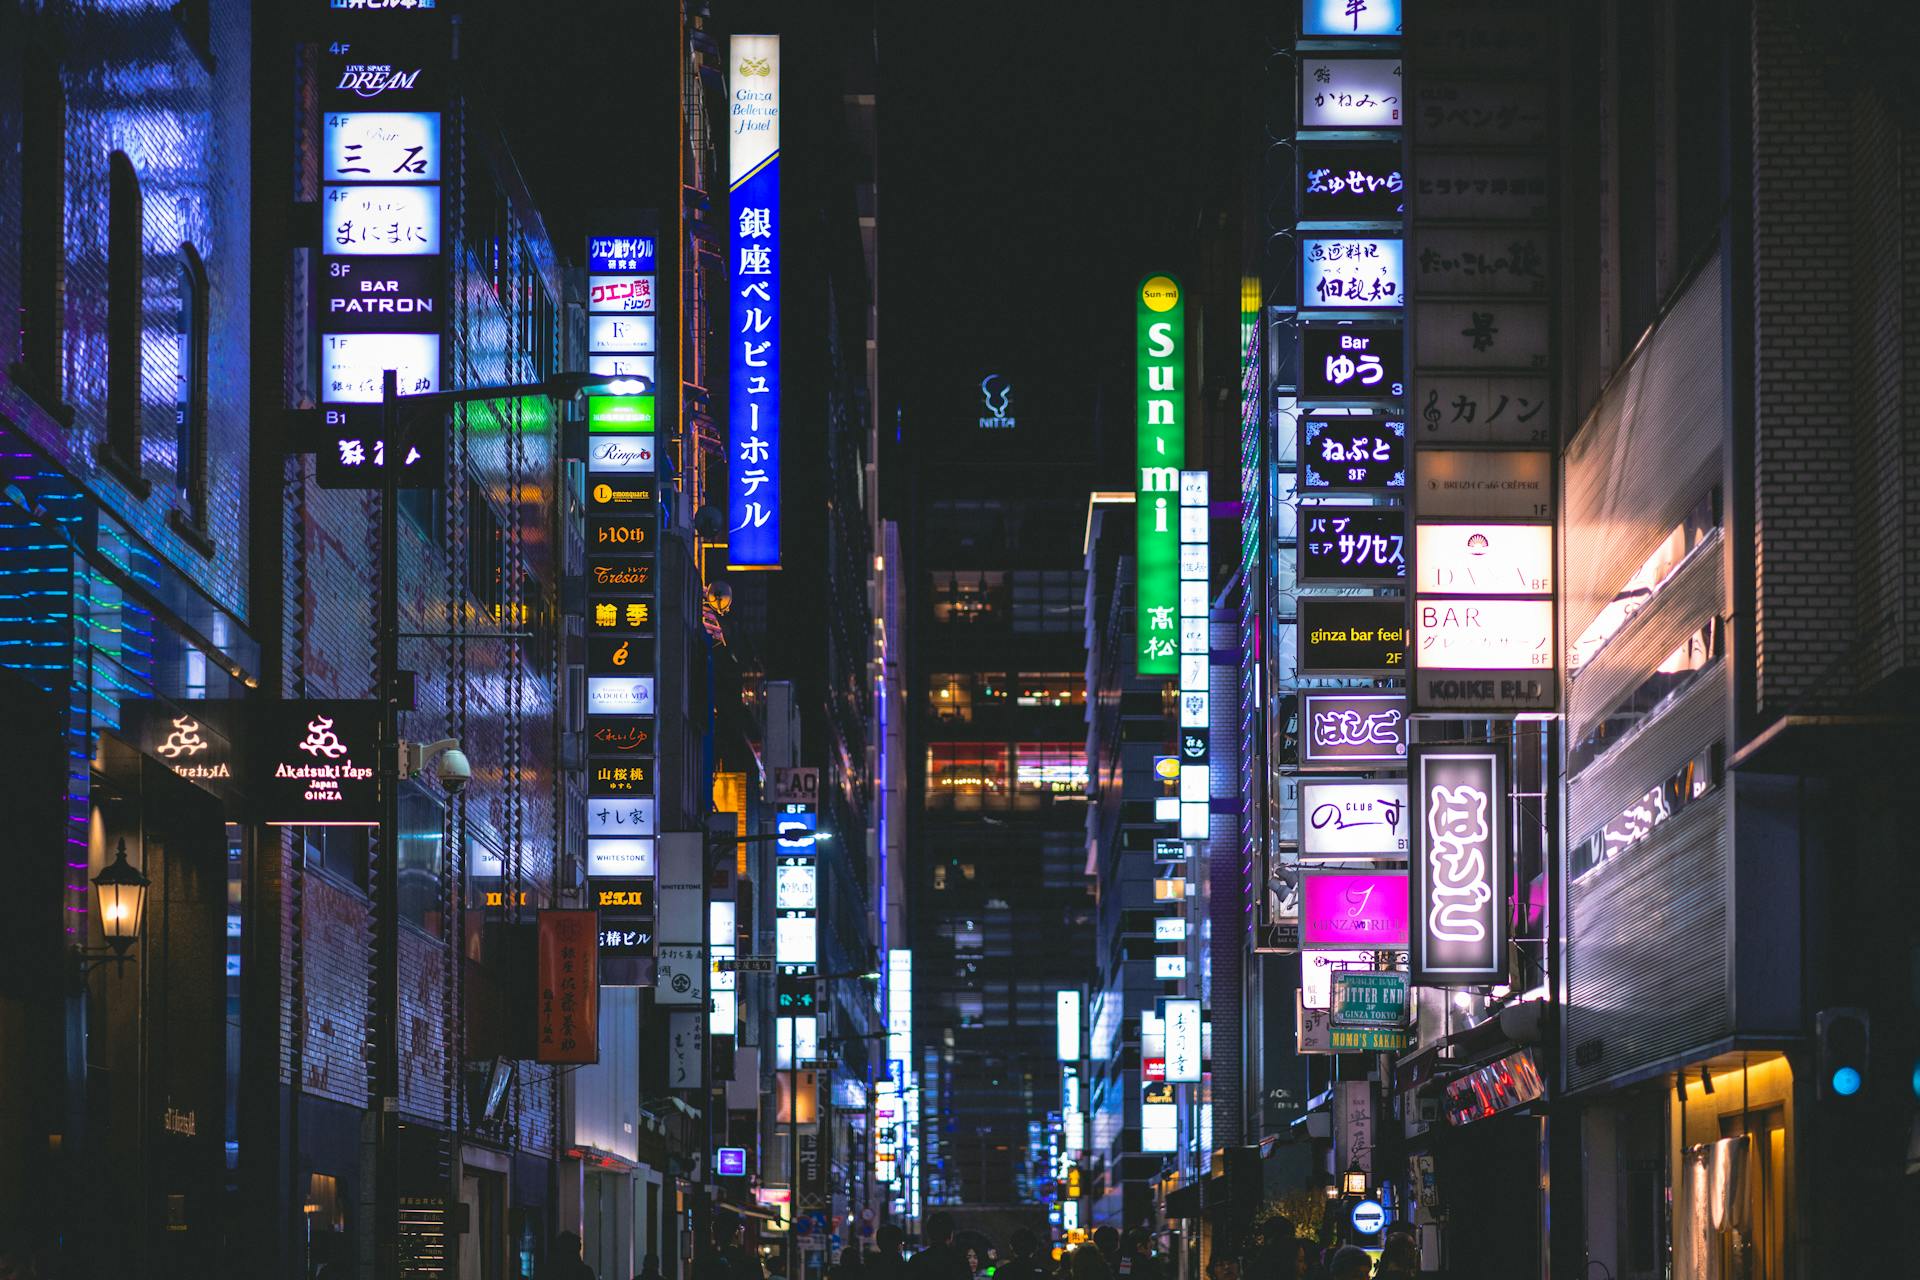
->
{"left": 369, "top": 367, "right": 403, "bottom": 1279}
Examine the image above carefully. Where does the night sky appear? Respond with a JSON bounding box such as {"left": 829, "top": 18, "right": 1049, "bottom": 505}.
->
{"left": 472, "top": 0, "right": 1230, "bottom": 488}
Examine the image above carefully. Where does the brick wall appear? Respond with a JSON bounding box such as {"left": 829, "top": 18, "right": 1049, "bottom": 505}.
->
{"left": 1749, "top": 0, "right": 1859, "bottom": 718}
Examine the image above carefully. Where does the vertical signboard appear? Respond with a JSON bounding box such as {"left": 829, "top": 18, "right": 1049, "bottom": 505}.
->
{"left": 1162, "top": 998, "right": 1203, "bottom": 1083}
{"left": 586, "top": 226, "right": 661, "bottom": 973}
{"left": 537, "top": 911, "right": 600, "bottom": 1064}
{"left": 1177, "top": 470, "right": 1209, "bottom": 837}
{"left": 1055, "top": 990, "right": 1081, "bottom": 1062}
{"left": 314, "top": 5, "right": 446, "bottom": 484}
{"left": 728, "top": 35, "right": 782, "bottom": 569}
{"left": 1136, "top": 274, "right": 1184, "bottom": 675}
{"left": 1411, "top": 745, "right": 1506, "bottom": 984}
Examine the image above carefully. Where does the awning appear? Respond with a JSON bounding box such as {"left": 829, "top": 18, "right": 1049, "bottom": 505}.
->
{"left": 718, "top": 1200, "right": 786, "bottom": 1225}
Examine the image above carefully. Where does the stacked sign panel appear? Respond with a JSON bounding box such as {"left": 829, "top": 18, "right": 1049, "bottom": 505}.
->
{"left": 586, "top": 227, "right": 661, "bottom": 968}
{"left": 313, "top": 7, "right": 446, "bottom": 487}
{"left": 728, "top": 35, "right": 782, "bottom": 569}
{"left": 1282, "top": 7, "right": 1413, "bottom": 1054}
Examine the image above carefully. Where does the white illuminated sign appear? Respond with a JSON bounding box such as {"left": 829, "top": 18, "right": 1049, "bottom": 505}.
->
{"left": 324, "top": 184, "right": 440, "bottom": 255}
{"left": 586, "top": 676, "right": 655, "bottom": 715}
{"left": 320, "top": 332, "right": 440, "bottom": 403}
{"left": 1141, "top": 1104, "right": 1179, "bottom": 1152}
{"left": 1164, "top": 998, "right": 1203, "bottom": 1082}
{"left": 1415, "top": 523, "right": 1553, "bottom": 595}
{"left": 1155, "top": 956, "right": 1188, "bottom": 980}
{"left": 589, "top": 315, "right": 657, "bottom": 354}
{"left": 587, "top": 435, "right": 656, "bottom": 475}
{"left": 586, "top": 797, "right": 654, "bottom": 837}
{"left": 586, "top": 838, "right": 654, "bottom": 878}
{"left": 1301, "top": 778, "right": 1410, "bottom": 859}
{"left": 1415, "top": 598, "right": 1554, "bottom": 669}
{"left": 1300, "top": 58, "right": 1403, "bottom": 129}
{"left": 776, "top": 915, "right": 816, "bottom": 966}
{"left": 1155, "top": 917, "right": 1187, "bottom": 942}
{"left": 1304, "top": 237, "right": 1404, "bottom": 309}
{"left": 1055, "top": 990, "right": 1081, "bottom": 1061}
{"left": 776, "top": 862, "right": 816, "bottom": 910}
{"left": 323, "top": 111, "right": 440, "bottom": 182}
{"left": 587, "top": 353, "right": 657, "bottom": 382}
{"left": 1303, "top": 950, "right": 1381, "bottom": 1010}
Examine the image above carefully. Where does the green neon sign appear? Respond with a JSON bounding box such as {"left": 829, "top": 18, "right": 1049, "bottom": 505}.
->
{"left": 1136, "top": 273, "right": 1184, "bottom": 675}
{"left": 588, "top": 395, "right": 657, "bottom": 433}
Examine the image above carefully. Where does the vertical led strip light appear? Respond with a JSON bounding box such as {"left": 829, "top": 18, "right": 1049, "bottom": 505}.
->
{"left": 1137, "top": 274, "right": 1184, "bottom": 674}
{"left": 1178, "top": 470, "right": 1209, "bottom": 839}
{"left": 728, "top": 35, "right": 782, "bottom": 568}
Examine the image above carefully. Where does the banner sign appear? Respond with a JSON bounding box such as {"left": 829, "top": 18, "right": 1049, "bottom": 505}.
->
{"left": 1413, "top": 522, "right": 1552, "bottom": 594}
{"left": 1300, "top": 58, "right": 1403, "bottom": 129}
{"left": 1331, "top": 971, "right": 1410, "bottom": 1028}
{"left": 1303, "top": 237, "right": 1404, "bottom": 309}
{"left": 1299, "top": 692, "right": 1406, "bottom": 770}
{"left": 1301, "top": 870, "right": 1410, "bottom": 948}
{"left": 728, "top": 34, "right": 783, "bottom": 569}
{"left": 1300, "top": 779, "right": 1410, "bottom": 859}
{"left": 1136, "top": 274, "right": 1185, "bottom": 675}
{"left": 1301, "top": 325, "right": 1403, "bottom": 404}
{"left": 1298, "top": 597, "right": 1408, "bottom": 674}
{"left": 1411, "top": 745, "right": 1506, "bottom": 983}
{"left": 1415, "top": 597, "right": 1552, "bottom": 670}
{"left": 1303, "top": 0, "right": 1402, "bottom": 37}
{"left": 260, "top": 700, "right": 380, "bottom": 825}
{"left": 1301, "top": 417, "right": 1407, "bottom": 493}
{"left": 1299, "top": 505, "right": 1407, "bottom": 584}
{"left": 1300, "top": 141, "right": 1406, "bottom": 221}
{"left": 1415, "top": 449, "right": 1551, "bottom": 519}
{"left": 537, "top": 911, "right": 600, "bottom": 1064}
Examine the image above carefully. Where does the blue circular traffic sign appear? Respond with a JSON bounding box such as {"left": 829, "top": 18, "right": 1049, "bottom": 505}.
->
{"left": 1350, "top": 1200, "right": 1386, "bottom": 1235}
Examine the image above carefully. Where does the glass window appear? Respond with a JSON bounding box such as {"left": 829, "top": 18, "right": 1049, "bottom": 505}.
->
{"left": 396, "top": 781, "right": 445, "bottom": 937}
{"left": 1011, "top": 570, "right": 1085, "bottom": 634}
{"left": 174, "top": 245, "right": 209, "bottom": 524}
{"left": 1015, "top": 673, "right": 1085, "bottom": 709}
{"left": 925, "top": 743, "right": 1009, "bottom": 812}
{"left": 1569, "top": 490, "right": 1720, "bottom": 675}
{"left": 930, "top": 673, "right": 974, "bottom": 723}
{"left": 302, "top": 825, "right": 369, "bottom": 890}
{"left": 930, "top": 570, "right": 1005, "bottom": 624}
{"left": 1568, "top": 621, "right": 1723, "bottom": 776}
{"left": 108, "top": 151, "right": 144, "bottom": 465}
{"left": 1014, "top": 743, "right": 1088, "bottom": 808}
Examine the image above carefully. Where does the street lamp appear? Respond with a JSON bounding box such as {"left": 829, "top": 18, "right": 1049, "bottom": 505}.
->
{"left": 74, "top": 838, "right": 149, "bottom": 975}
{"left": 1341, "top": 1162, "right": 1368, "bottom": 1197}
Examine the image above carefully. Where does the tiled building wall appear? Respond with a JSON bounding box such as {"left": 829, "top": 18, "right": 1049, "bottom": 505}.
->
{"left": 0, "top": 0, "right": 253, "bottom": 619}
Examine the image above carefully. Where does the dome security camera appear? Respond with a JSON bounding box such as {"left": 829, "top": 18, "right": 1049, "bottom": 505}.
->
{"left": 436, "top": 748, "right": 472, "bottom": 794}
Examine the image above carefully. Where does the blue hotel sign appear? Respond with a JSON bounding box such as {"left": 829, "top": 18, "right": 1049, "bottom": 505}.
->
{"left": 728, "top": 35, "right": 782, "bottom": 569}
